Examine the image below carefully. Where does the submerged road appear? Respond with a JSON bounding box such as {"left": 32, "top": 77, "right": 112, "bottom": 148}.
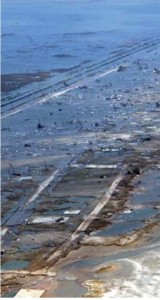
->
{"left": 2, "top": 44, "right": 160, "bottom": 297}
{"left": 1, "top": 0, "right": 160, "bottom": 298}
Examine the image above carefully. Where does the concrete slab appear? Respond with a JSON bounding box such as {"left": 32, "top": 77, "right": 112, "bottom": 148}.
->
{"left": 14, "top": 289, "right": 45, "bottom": 298}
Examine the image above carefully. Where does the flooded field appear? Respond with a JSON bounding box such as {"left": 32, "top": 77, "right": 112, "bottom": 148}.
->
{"left": 1, "top": 0, "right": 160, "bottom": 298}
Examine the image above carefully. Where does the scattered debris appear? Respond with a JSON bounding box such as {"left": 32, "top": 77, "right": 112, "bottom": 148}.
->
{"left": 1, "top": 28, "right": 160, "bottom": 298}
{"left": 117, "top": 65, "right": 127, "bottom": 72}
{"left": 127, "top": 167, "right": 141, "bottom": 175}
{"left": 37, "top": 120, "right": 45, "bottom": 129}
{"left": 153, "top": 68, "right": 160, "bottom": 74}
{"left": 44, "top": 160, "right": 49, "bottom": 171}
{"left": 9, "top": 163, "right": 16, "bottom": 174}
{"left": 141, "top": 136, "right": 152, "bottom": 142}
{"left": 2, "top": 127, "right": 10, "bottom": 131}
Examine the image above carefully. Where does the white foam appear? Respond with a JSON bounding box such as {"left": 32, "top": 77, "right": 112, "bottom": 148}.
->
{"left": 103, "top": 249, "right": 160, "bottom": 298}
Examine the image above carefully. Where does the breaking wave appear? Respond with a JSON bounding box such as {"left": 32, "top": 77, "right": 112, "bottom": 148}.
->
{"left": 104, "top": 247, "right": 160, "bottom": 298}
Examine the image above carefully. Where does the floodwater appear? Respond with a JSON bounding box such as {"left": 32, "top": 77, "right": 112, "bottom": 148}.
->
{"left": 1, "top": 0, "right": 160, "bottom": 298}
{"left": 2, "top": 0, "right": 160, "bottom": 75}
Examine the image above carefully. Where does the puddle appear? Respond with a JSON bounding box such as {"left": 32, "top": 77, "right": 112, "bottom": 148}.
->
{"left": 86, "top": 169, "right": 160, "bottom": 238}
{"left": 1, "top": 260, "right": 29, "bottom": 270}
{"left": 68, "top": 196, "right": 96, "bottom": 209}
{"left": 130, "top": 169, "right": 160, "bottom": 205}
{"left": 94, "top": 208, "right": 156, "bottom": 238}
{"left": 2, "top": 290, "right": 19, "bottom": 298}
{"left": 55, "top": 280, "right": 86, "bottom": 298}
{"left": 58, "top": 227, "right": 160, "bottom": 280}
{"left": 94, "top": 220, "right": 142, "bottom": 237}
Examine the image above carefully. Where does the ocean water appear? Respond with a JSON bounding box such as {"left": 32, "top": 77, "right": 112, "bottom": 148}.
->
{"left": 2, "top": 0, "right": 160, "bottom": 74}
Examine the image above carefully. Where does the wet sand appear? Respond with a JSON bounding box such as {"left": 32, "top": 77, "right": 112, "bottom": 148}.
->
{"left": 1, "top": 72, "right": 52, "bottom": 93}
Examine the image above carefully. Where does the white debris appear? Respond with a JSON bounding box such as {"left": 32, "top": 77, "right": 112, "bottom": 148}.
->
{"left": 1, "top": 227, "right": 8, "bottom": 237}
{"left": 64, "top": 209, "right": 80, "bottom": 215}
{"left": 153, "top": 206, "right": 160, "bottom": 209}
{"left": 71, "top": 164, "right": 118, "bottom": 169}
{"left": 102, "top": 148, "right": 119, "bottom": 152}
{"left": 86, "top": 164, "right": 117, "bottom": 169}
{"left": 110, "top": 134, "right": 131, "bottom": 141}
{"left": 30, "top": 216, "right": 69, "bottom": 224}
{"left": 18, "top": 176, "right": 33, "bottom": 182}
{"left": 123, "top": 209, "right": 133, "bottom": 214}
{"left": 147, "top": 126, "right": 159, "bottom": 131}
{"left": 14, "top": 289, "right": 45, "bottom": 298}
{"left": 143, "top": 117, "right": 151, "bottom": 121}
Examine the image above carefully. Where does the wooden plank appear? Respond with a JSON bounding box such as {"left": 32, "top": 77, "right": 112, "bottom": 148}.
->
{"left": 25, "top": 169, "right": 59, "bottom": 206}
